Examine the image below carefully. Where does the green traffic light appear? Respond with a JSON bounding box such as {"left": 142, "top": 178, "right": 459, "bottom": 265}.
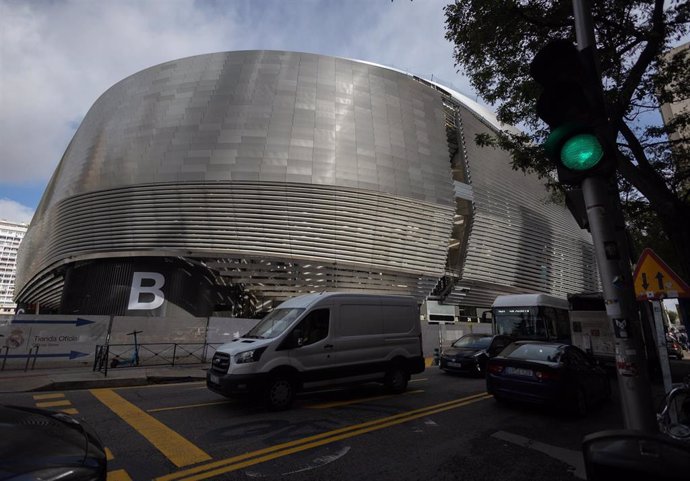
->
{"left": 560, "top": 133, "right": 603, "bottom": 171}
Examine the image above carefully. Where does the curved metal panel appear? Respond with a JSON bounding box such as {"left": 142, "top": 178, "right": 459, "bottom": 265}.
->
{"left": 454, "top": 107, "right": 600, "bottom": 304}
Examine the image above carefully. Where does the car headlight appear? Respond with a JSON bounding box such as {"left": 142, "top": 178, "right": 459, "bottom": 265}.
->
{"left": 235, "top": 347, "right": 267, "bottom": 364}
{"left": 473, "top": 350, "right": 486, "bottom": 358}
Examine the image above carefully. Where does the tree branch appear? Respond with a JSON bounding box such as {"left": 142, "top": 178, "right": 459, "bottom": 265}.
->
{"left": 613, "top": 0, "right": 666, "bottom": 122}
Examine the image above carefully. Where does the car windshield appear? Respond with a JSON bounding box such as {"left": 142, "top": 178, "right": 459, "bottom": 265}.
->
{"left": 502, "top": 344, "right": 562, "bottom": 363}
{"left": 452, "top": 336, "right": 492, "bottom": 349}
{"left": 244, "top": 308, "right": 305, "bottom": 339}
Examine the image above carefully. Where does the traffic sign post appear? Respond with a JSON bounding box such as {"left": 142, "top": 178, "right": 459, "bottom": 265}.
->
{"left": 633, "top": 248, "right": 690, "bottom": 394}
{"left": 651, "top": 300, "right": 673, "bottom": 392}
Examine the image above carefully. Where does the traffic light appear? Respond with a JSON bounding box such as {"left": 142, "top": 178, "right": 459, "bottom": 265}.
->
{"left": 529, "top": 39, "right": 616, "bottom": 185}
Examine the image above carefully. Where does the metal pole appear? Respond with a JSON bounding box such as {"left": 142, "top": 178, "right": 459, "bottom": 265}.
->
{"left": 1, "top": 346, "right": 7, "bottom": 371}
{"left": 574, "top": 0, "right": 658, "bottom": 433}
{"left": 652, "top": 300, "right": 673, "bottom": 392}
{"left": 104, "top": 344, "right": 109, "bottom": 377}
{"left": 582, "top": 176, "right": 657, "bottom": 431}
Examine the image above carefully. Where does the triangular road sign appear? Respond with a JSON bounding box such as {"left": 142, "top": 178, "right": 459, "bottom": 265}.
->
{"left": 633, "top": 248, "right": 690, "bottom": 300}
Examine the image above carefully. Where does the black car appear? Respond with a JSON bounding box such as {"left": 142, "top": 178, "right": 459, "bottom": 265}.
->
{"left": 440, "top": 334, "right": 513, "bottom": 376}
{"left": 0, "top": 405, "right": 107, "bottom": 480}
{"left": 486, "top": 341, "right": 610, "bottom": 416}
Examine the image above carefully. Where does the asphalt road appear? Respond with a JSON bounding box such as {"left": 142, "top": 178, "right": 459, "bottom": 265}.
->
{"left": 0, "top": 368, "right": 624, "bottom": 481}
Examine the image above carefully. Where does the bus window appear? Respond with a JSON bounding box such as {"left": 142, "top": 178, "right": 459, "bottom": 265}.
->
{"left": 556, "top": 308, "right": 571, "bottom": 342}
{"left": 542, "top": 307, "right": 558, "bottom": 339}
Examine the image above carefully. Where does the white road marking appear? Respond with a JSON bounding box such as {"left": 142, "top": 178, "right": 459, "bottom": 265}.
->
{"left": 244, "top": 446, "right": 351, "bottom": 477}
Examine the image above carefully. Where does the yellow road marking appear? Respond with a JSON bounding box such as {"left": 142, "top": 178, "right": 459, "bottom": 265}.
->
{"left": 36, "top": 400, "right": 72, "bottom": 408}
{"left": 147, "top": 400, "right": 234, "bottom": 413}
{"left": 306, "top": 389, "right": 424, "bottom": 409}
{"left": 107, "top": 469, "right": 133, "bottom": 481}
{"left": 105, "top": 448, "right": 115, "bottom": 461}
{"left": 155, "top": 392, "right": 491, "bottom": 481}
{"left": 60, "top": 408, "right": 79, "bottom": 415}
{"left": 90, "top": 388, "right": 211, "bottom": 468}
{"left": 33, "top": 393, "right": 65, "bottom": 400}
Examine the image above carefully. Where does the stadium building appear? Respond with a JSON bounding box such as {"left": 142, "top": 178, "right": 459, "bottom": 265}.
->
{"left": 14, "top": 51, "right": 599, "bottom": 318}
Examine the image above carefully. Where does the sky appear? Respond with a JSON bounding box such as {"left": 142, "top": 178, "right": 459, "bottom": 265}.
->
{"left": 0, "top": 0, "right": 475, "bottom": 224}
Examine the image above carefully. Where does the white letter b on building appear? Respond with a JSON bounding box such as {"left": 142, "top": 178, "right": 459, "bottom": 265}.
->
{"left": 128, "top": 272, "right": 165, "bottom": 310}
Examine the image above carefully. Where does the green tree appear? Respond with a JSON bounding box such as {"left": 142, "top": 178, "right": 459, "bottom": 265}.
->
{"left": 444, "top": 0, "right": 690, "bottom": 283}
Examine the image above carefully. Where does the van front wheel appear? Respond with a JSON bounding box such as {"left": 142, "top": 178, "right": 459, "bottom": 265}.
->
{"left": 385, "top": 366, "right": 409, "bottom": 394}
{"left": 265, "top": 376, "right": 295, "bottom": 410}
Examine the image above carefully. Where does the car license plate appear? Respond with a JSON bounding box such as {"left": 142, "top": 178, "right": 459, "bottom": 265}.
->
{"left": 209, "top": 374, "right": 219, "bottom": 384}
{"left": 505, "top": 367, "right": 533, "bottom": 377}
{"left": 447, "top": 361, "right": 463, "bottom": 368}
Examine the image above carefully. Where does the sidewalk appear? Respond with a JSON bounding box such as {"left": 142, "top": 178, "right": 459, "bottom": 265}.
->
{"left": 0, "top": 363, "right": 210, "bottom": 393}
{"left": 1, "top": 357, "right": 437, "bottom": 394}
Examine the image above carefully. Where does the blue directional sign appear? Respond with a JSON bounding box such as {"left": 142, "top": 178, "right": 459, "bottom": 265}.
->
{"left": 3, "top": 351, "right": 90, "bottom": 360}
{"left": 10, "top": 318, "right": 95, "bottom": 327}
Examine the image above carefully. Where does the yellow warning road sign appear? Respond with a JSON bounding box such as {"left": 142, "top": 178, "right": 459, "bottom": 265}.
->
{"left": 633, "top": 248, "right": 690, "bottom": 300}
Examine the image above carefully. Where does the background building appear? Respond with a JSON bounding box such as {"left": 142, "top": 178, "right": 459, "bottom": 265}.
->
{"left": 14, "top": 51, "right": 598, "bottom": 318}
{"left": 1, "top": 220, "right": 27, "bottom": 316}
{"left": 660, "top": 41, "right": 689, "bottom": 146}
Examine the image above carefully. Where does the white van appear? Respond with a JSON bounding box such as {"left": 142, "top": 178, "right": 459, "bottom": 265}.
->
{"left": 207, "top": 292, "right": 425, "bottom": 409}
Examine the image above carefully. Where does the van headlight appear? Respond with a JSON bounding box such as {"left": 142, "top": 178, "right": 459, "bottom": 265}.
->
{"left": 235, "top": 347, "right": 267, "bottom": 364}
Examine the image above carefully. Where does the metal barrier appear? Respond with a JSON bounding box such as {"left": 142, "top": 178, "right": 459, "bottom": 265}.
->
{"left": 0, "top": 344, "right": 41, "bottom": 372}
{"left": 93, "top": 342, "right": 223, "bottom": 376}
{"left": 0, "top": 346, "right": 8, "bottom": 371}
{"left": 25, "top": 345, "right": 39, "bottom": 371}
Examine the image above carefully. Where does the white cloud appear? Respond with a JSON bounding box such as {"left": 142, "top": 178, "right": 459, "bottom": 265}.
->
{"left": 0, "top": 0, "right": 473, "bottom": 197}
{"left": 0, "top": 198, "right": 34, "bottom": 224}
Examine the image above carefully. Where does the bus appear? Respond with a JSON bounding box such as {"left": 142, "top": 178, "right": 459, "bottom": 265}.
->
{"left": 490, "top": 294, "right": 571, "bottom": 342}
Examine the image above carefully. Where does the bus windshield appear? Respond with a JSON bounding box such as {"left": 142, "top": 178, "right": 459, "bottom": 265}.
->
{"left": 493, "top": 307, "right": 547, "bottom": 339}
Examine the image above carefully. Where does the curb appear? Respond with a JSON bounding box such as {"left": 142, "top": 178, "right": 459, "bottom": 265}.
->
{"left": 31, "top": 375, "right": 207, "bottom": 392}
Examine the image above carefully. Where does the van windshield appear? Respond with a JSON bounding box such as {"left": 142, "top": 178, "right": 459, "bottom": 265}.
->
{"left": 244, "top": 308, "right": 304, "bottom": 339}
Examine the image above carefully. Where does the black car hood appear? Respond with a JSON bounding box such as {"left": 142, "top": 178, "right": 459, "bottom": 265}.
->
{"left": 0, "top": 405, "right": 89, "bottom": 474}
{"left": 444, "top": 347, "right": 485, "bottom": 358}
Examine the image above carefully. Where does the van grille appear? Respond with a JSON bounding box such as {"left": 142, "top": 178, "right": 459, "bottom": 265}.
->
{"left": 211, "top": 352, "right": 230, "bottom": 374}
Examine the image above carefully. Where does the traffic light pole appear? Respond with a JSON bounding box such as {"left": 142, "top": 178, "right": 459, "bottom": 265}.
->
{"left": 581, "top": 176, "right": 657, "bottom": 431}
{"left": 574, "top": 0, "right": 658, "bottom": 432}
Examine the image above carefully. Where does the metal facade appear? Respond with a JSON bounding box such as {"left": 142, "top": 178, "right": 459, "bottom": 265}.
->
{"left": 15, "top": 51, "right": 599, "bottom": 315}
{"left": 16, "top": 51, "right": 455, "bottom": 311}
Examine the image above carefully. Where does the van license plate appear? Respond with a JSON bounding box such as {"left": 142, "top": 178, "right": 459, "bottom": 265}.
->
{"left": 209, "top": 374, "right": 219, "bottom": 384}
{"left": 505, "top": 367, "right": 533, "bottom": 377}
